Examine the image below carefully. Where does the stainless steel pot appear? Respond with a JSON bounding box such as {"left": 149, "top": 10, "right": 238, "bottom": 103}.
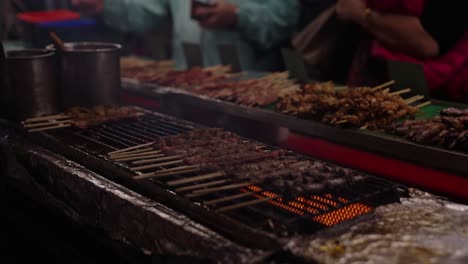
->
{"left": 47, "top": 42, "right": 122, "bottom": 108}
{"left": 0, "top": 49, "right": 58, "bottom": 121}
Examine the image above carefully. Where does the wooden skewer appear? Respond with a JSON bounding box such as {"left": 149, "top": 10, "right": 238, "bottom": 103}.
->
{"left": 216, "top": 197, "right": 278, "bottom": 213}
{"left": 334, "top": 120, "right": 348, "bottom": 125}
{"left": 415, "top": 101, "right": 431, "bottom": 109}
{"left": 203, "top": 192, "right": 255, "bottom": 206}
{"left": 390, "top": 88, "right": 411, "bottom": 96}
{"left": 134, "top": 168, "right": 200, "bottom": 180}
{"left": 175, "top": 179, "right": 229, "bottom": 192}
{"left": 405, "top": 95, "right": 425, "bottom": 105}
{"left": 167, "top": 172, "right": 226, "bottom": 186}
{"left": 111, "top": 150, "right": 162, "bottom": 159}
{"left": 24, "top": 114, "right": 69, "bottom": 123}
{"left": 107, "top": 142, "right": 155, "bottom": 155}
{"left": 185, "top": 182, "right": 253, "bottom": 198}
{"left": 109, "top": 148, "right": 154, "bottom": 157}
{"left": 134, "top": 165, "right": 199, "bottom": 179}
{"left": 28, "top": 124, "right": 71, "bottom": 132}
{"left": 114, "top": 154, "right": 164, "bottom": 162}
{"left": 154, "top": 165, "right": 198, "bottom": 173}
{"left": 371, "top": 80, "right": 395, "bottom": 91}
{"left": 23, "top": 120, "right": 71, "bottom": 128}
{"left": 130, "top": 160, "right": 184, "bottom": 171}
{"left": 132, "top": 155, "right": 184, "bottom": 165}
{"left": 49, "top": 32, "right": 67, "bottom": 51}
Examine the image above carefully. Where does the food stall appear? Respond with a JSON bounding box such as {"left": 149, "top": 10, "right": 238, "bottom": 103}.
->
{"left": 2, "top": 49, "right": 467, "bottom": 263}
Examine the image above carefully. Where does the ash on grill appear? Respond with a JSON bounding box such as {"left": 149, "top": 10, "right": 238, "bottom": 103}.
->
{"left": 107, "top": 128, "right": 395, "bottom": 223}
{"left": 29, "top": 108, "right": 403, "bottom": 238}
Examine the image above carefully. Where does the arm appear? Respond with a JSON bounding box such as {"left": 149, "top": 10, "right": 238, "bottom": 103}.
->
{"left": 236, "top": 0, "right": 300, "bottom": 50}
{"left": 336, "top": 0, "right": 439, "bottom": 59}
{"left": 364, "top": 11, "right": 439, "bottom": 59}
{"left": 103, "top": 0, "right": 169, "bottom": 32}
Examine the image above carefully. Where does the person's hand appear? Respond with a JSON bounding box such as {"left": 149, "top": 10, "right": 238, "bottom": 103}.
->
{"left": 336, "top": 0, "right": 367, "bottom": 25}
{"left": 192, "top": 0, "right": 238, "bottom": 29}
{"left": 71, "top": 0, "right": 105, "bottom": 15}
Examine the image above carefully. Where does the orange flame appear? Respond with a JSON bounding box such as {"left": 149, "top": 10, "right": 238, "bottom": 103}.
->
{"left": 243, "top": 186, "right": 372, "bottom": 227}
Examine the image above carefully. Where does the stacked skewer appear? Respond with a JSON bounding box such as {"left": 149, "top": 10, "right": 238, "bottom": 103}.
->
{"left": 277, "top": 80, "right": 432, "bottom": 130}
{"left": 21, "top": 106, "right": 145, "bottom": 133}
{"left": 107, "top": 128, "right": 370, "bottom": 213}
{"left": 191, "top": 71, "right": 300, "bottom": 106}
{"left": 21, "top": 114, "right": 73, "bottom": 132}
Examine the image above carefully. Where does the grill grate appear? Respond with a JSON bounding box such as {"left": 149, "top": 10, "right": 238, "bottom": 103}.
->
{"left": 31, "top": 109, "right": 405, "bottom": 242}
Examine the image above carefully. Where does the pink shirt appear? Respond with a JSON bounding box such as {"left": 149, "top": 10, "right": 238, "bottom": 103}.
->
{"left": 355, "top": 0, "right": 468, "bottom": 102}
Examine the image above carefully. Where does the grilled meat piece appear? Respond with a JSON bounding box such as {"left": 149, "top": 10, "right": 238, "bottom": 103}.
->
{"left": 156, "top": 129, "right": 371, "bottom": 200}
{"left": 278, "top": 85, "right": 418, "bottom": 130}
{"left": 388, "top": 108, "right": 468, "bottom": 150}
{"left": 67, "top": 106, "right": 144, "bottom": 128}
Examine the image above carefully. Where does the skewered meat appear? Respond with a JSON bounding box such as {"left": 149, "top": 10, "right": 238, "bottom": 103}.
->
{"left": 156, "top": 129, "right": 371, "bottom": 199}
{"left": 440, "top": 108, "right": 468, "bottom": 117}
{"left": 122, "top": 60, "right": 233, "bottom": 88}
{"left": 388, "top": 108, "right": 468, "bottom": 150}
{"left": 67, "top": 106, "right": 144, "bottom": 128}
{"left": 277, "top": 84, "right": 419, "bottom": 130}
{"left": 192, "top": 72, "right": 300, "bottom": 106}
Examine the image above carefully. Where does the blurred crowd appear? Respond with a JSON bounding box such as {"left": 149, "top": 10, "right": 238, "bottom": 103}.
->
{"left": 1, "top": 0, "right": 467, "bottom": 102}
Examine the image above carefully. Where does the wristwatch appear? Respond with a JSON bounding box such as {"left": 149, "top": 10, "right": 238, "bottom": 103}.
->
{"left": 363, "top": 8, "right": 373, "bottom": 26}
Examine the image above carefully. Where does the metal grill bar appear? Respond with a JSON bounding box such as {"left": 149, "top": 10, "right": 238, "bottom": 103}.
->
{"left": 39, "top": 110, "right": 404, "bottom": 236}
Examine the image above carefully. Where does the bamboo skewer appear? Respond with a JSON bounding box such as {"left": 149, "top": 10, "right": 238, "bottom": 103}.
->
{"left": 134, "top": 168, "right": 200, "bottom": 180}
{"left": 155, "top": 168, "right": 200, "bottom": 177}
{"left": 23, "top": 114, "right": 70, "bottom": 123}
{"left": 109, "top": 148, "right": 154, "bottom": 157}
{"left": 114, "top": 154, "right": 164, "bottom": 162}
{"left": 107, "top": 142, "right": 155, "bottom": 155}
{"left": 185, "top": 182, "right": 253, "bottom": 198}
{"left": 130, "top": 160, "right": 184, "bottom": 171}
{"left": 175, "top": 179, "right": 229, "bottom": 192}
{"left": 216, "top": 197, "right": 278, "bottom": 213}
{"left": 133, "top": 165, "right": 199, "bottom": 179}
{"left": 111, "top": 150, "right": 162, "bottom": 159}
{"left": 203, "top": 192, "right": 255, "bottom": 206}
{"left": 415, "top": 101, "right": 431, "bottom": 109}
{"left": 131, "top": 155, "right": 184, "bottom": 165}
{"left": 28, "top": 124, "right": 71, "bottom": 132}
{"left": 371, "top": 80, "right": 395, "bottom": 91}
{"left": 23, "top": 120, "right": 71, "bottom": 128}
{"left": 334, "top": 120, "right": 348, "bottom": 125}
{"left": 167, "top": 172, "right": 226, "bottom": 186}
{"left": 389, "top": 88, "right": 411, "bottom": 96}
{"left": 134, "top": 169, "right": 200, "bottom": 180}
{"left": 405, "top": 95, "right": 425, "bottom": 105}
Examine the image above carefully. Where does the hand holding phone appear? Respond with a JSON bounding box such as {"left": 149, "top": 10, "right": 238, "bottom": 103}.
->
{"left": 191, "top": 0, "right": 238, "bottom": 29}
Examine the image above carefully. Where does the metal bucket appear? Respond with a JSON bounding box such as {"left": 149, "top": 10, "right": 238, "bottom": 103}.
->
{"left": 47, "top": 42, "right": 122, "bottom": 108}
{"left": 0, "top": 49, "right": 58, "bottom": 121}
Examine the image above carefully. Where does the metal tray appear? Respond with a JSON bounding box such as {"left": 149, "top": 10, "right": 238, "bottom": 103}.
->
{"left": 121, "top": 83, "right": 468, "bottom": 177}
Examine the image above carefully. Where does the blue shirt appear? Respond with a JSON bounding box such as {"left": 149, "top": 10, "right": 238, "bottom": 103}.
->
{"left": 104, "top": 0, "right": 299, "bottom": 70}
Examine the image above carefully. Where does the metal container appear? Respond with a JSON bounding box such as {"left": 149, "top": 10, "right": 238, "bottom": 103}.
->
{"left": 48, "top": 42, "right": 122, "bottom": 108}
{"left": 0, "top": 49, "right": 58, "bottom": 121}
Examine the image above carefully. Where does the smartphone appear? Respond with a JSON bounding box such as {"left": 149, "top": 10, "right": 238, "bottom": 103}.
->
{"left": 191, "top": 0, "right": 215, "bottom": 20}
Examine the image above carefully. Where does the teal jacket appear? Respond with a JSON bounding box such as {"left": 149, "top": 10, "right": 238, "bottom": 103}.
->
{"left": 104, "top": 0, "right": 299, "bottom": 70}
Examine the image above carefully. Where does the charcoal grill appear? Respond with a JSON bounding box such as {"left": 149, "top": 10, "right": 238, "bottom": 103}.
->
{"left": 25, "top": 108, "right": 406, "bottom": 250}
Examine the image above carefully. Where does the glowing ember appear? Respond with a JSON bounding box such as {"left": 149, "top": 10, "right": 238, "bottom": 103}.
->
{"left": 243, "top": 185, "right": 373, "bottom": 227}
